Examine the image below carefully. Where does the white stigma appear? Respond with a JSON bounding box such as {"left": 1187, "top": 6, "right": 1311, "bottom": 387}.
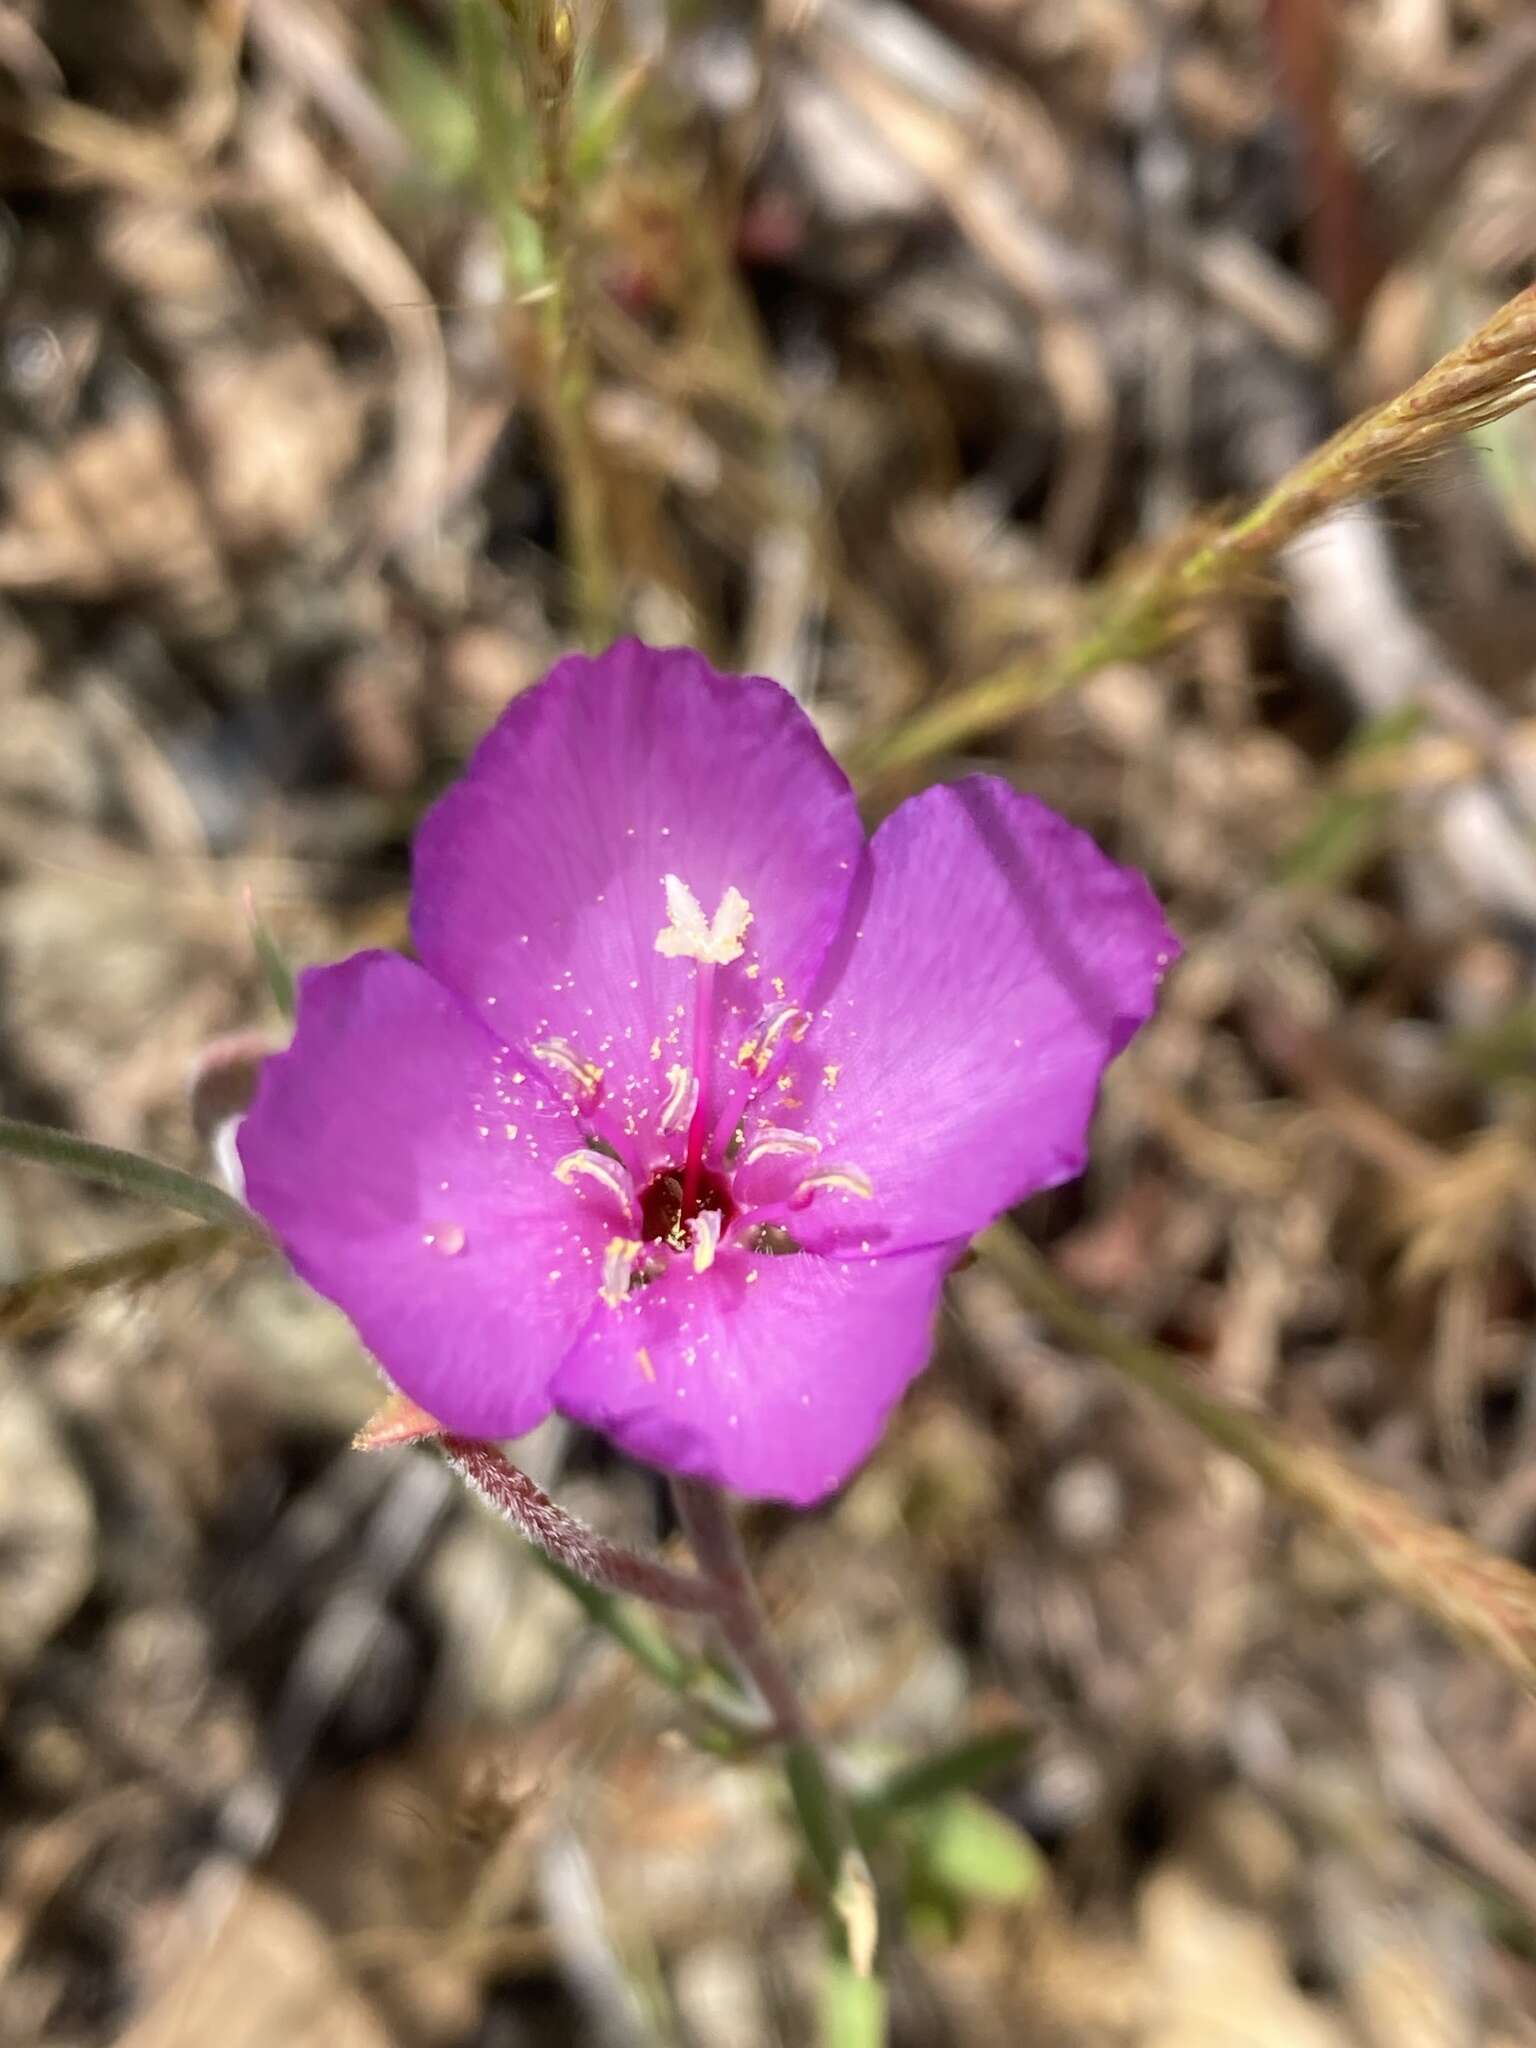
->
{"left": 654, "top": 874, "right": 753, "bottom": 966}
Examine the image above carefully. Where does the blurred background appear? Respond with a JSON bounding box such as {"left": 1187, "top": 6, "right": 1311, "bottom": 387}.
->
{"left": 3, "top": 0, "right": 1536, "bottom": 2041}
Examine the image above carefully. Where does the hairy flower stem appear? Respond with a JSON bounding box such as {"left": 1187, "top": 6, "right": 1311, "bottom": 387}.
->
{"left": 673, "top": 1480, "right": 880, "bottom": 1975}
{"left": 441, "top": 1436, "right": 721, "bottom": 1612}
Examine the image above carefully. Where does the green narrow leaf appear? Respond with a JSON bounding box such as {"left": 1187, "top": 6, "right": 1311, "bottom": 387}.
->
{"left": 0, "top": 1117, "right": 257, "bottom": 1230}
{"left": 913, "top": 1795, "right": 1045, "bottom": 1907}
{"left": 818, "top": 1952, "right": 887, "bottom": 2048}
{"left": 244, "top": 888, "right": 296, "bottom": 1022}
{"left": 453, "top": 0, "right": 545, "bottom": 289}
{"left": 786, "top": 1739, "right": 850, "bottom": 1896}
{"left": 855, "top": 1726, "right": 1031, "bottom": 1832}
{"left": 526, "top": 1551, "right": 763, "bottom": 1749}
{"left": 1276, "top": 704, "right": 1426, "bottom": 890}
{"left": 374, "top": 11, "right": 480, "bottom": 185}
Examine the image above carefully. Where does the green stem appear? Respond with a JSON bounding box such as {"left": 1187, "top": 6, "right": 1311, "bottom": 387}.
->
{"left": 672, "top": 1481, "right": 882, "bottom": 1985}
{"left": 0, "top": 1116, "right": 259, "bottom": 1231}
{"left": 529, "top": 1551, "right": 767, "bottom": 1749}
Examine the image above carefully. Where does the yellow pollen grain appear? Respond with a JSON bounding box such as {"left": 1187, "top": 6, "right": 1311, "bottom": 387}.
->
{"left": 822, "top": 1064, "right": 840, "bottom": 1090}
{"left": 636, "top": 1345, "right": 655, "bottom": 1382}
{"left": 745, "top": 962, "right": 761, "bottom": 979}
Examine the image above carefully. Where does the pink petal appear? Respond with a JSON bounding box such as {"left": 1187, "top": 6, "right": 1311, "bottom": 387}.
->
{"left": 410, "top": 641, "right": 864, "bottom": 1169}
{"left": 778, "top": 779, "right": 1178, "bottom": 1255}
{"left": 238, "top": 951, "right": 608, "bottom": 1437}
{"left": 549, "top": 1241, "right": 962, "bottom": 1505}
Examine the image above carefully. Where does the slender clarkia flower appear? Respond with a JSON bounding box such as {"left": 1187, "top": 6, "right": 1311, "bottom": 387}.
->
{"left": 239, "top": 642, "right": 1177, "bottom": 1503}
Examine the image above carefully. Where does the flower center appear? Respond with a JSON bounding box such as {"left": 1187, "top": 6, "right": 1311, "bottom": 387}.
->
{"left": 638, "top": 1162, "right": 735, "bottom": 1249}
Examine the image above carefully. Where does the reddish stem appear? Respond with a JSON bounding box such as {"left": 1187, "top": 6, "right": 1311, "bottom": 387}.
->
{"left": 441, "top": 1436, "right": 723, "bottom": 1613}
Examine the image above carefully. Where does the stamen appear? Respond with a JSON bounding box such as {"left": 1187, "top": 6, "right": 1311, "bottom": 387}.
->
{"left": 688, "top": 1207, "right": 723, "bottom": 1273}
{"left": 658, "top": 1062, "right": 697, "bottom": 1134}
{"left": 532, "top": 1037, "right": 604, "bottom": 1105}
{"left": 737, "top": 1000, "right": 810, "bottom": 1078}
{"left": 601, "top": 1237, "right": 644, "bottom": 1307}
{"left": 741, "top": 1124, "right": 823, "bottom": 1168}
{"left": 554, "top": 1148, "right": 637, "bottom": 1217}
{"left": 793, "top": 1164, "right": 875, "bottom": 1203}
{"left": 654, "top": 874, "right": 753, "bottom": 966}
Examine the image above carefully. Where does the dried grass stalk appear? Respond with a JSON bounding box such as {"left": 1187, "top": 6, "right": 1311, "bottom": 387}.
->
{"left": 981, "top": 1222, "right": 1536, "bottom": 1699}
{"left": 862, "top": 283, "right": 1536, "bottom": 779}
{"left": 0, "top": 1224, "right": 267, "bottom": 1341}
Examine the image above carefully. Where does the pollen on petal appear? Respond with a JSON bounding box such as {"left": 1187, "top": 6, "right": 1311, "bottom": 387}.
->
{"left": 654, "top": 873, "right": 753, "bottom": 966}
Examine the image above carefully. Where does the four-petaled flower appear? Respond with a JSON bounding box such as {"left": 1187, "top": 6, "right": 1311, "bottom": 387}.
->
{"left": 239, "top": 642, "right": 1178, "bottom": 1504}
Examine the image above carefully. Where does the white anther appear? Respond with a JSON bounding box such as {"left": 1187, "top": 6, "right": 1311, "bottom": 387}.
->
{"left": 794, "top": 1164, "right": 874, "bottom": 1202}
{"left": 741, "top": 1124, "right": 823, "bottom": 1168}
{"left": 658, "top": 1062, "right": 698, "bottom": 1134}
{"left": 531, "top": 1037, "right": 604, "bottom": 1103}
{"left": 689, "top": 1207, "right": 723, "bottom": 1274}
{"left": 737, "top": 998, "right": 810, "bottom": 1077}
{"left": 554, "top": 1149, "right": 637, "bottom": 1217}
{"left": 601, "top": 1237, "right": 644, "bottom": 1307}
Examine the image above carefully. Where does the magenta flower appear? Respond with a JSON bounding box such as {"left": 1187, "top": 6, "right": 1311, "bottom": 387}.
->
{"left": 239, "top": 642, "right": 1177, "bottom": 1504}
